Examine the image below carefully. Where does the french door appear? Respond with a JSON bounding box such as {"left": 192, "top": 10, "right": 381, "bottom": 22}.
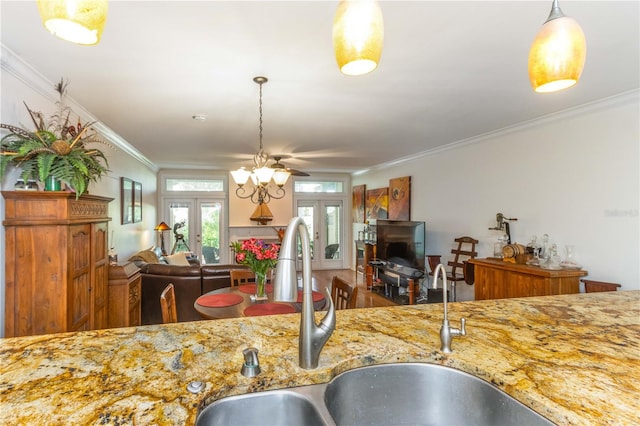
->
{"left": 296, "top": 200, "right": 343, "bottom": 270}
{"left": 164, "top": 198, "right": 226, "bottom": 264}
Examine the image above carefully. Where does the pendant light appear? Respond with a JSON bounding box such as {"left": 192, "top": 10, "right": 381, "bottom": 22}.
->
{"left": 37, "top": 0, "right": 108, "bottom": 46}
{"left": 231, "top": 77, "right": 291, "bottom": 225}
{"left": 528, "top": 0, "right": 586, "bottom": 93}
{"left": 333, "top": 0, "right": 384, "bottom": 76}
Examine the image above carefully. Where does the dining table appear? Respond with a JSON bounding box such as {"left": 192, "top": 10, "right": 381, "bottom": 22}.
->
{"left": 194, "top": 281, "right": 327, "bottom": 320}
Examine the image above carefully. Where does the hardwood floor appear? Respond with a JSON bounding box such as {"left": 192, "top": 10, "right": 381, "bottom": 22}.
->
{"left": 310, "top": 269, "right": 397, "bottom": 308}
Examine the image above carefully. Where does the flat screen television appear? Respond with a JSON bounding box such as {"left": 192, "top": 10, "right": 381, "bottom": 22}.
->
{"left": 375, "top": 220, "right": 426, "bottom": 272}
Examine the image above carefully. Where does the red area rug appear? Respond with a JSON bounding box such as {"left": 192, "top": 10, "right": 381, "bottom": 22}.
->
{"left": 244, "top": 303, "right": 295, "bottom": 317}
{"left": 196, "top": 293, "right": 243, "bottom": 307}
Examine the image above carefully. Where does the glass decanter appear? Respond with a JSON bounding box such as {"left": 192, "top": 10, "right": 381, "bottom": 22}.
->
{"left": 526, "top": 235, "right": 541, "bottom": 266}
{"left": 560, "top": 245, "right": 581, "bottom": 270}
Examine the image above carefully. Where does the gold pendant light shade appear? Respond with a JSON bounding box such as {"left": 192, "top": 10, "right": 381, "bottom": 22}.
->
{"left": 528, "top": 1, "right": 586, "bottom": 93}
{"left": 37, "top": 0, "right": 108, "bottom": 45}
{"left": 333, "top": 0, "right": 384, "bottom": 76}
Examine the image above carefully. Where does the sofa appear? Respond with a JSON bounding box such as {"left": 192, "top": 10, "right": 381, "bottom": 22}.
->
{"left": 130, "top": 249, "right": 249, "bottom": 325}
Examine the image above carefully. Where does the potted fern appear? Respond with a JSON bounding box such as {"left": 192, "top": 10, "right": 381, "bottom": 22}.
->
{"left": 0, "top": 78, "right": 110, "bottom": 198}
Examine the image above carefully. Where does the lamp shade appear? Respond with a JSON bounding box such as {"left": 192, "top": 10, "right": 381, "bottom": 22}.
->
{"left": 528, "top": 13, "right": 586, "bottom": 93}
{"left": 253, "top": 166, "right": 275, "bottom": 185}
{"left": 272, "top": 169, "right": 290, "bottom": 187}
{"left": 37, "top": 0, "right": 108, "bottom": 46}
{"left": 154, "top": 221, "right": 171, "bottom": 232}
{"left": 333, "top": 0, "right": 384, "bottom": 76}
{"left": 231, "top": 167, "right": 251, "bottom": 186}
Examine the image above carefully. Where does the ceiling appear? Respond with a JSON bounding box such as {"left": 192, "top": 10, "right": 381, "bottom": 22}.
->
{"left": 1, "top": 1, "right": 638, "bottom": 174}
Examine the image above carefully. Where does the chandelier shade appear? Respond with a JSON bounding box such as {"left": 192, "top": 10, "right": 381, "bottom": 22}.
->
{"left": 528, "top": 0, "right": 586, "bottom": 93}
{"left": 36, "top": 0, "right": 108, "bottom": 45}
{"left": 333, "top": 0, "right": 384, "bottom": 76}
{"left": 231, "top": 76, "right": 290, "bottom": 208}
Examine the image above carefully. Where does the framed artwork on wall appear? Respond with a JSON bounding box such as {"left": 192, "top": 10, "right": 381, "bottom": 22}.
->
{"left": 388, "top": 176, "right": 411, "bottom": 220}
{"left": 366, "top": 187, "right": 389, "bottom": 221}
{"left": 120, "top": 177, "right": 133, "bottom": 224}
{"left": 352, "top": 184, "right": 366, "bottom": 223}
{"left": 133, "top": 181, "right": 142, "bottom": 223}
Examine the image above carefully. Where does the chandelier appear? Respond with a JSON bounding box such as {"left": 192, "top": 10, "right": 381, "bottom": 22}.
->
{"left": 231, "top": 77, "right": 291, "bottom": 221}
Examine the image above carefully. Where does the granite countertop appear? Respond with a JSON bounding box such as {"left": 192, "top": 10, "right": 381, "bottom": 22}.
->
{"left": 1, "top": 291, "right": 638, "bottom": 425}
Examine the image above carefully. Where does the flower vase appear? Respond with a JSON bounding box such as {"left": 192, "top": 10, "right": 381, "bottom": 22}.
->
{"left": 254, "top": 270, "right": 269, "bottom": 301}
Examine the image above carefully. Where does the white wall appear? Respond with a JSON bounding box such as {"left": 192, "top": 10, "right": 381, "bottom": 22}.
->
{"left": 1, "top": 48, "right": 158, "bottom": 336}
{"left": 353, "top": 91, "right": 639, "bottom": 300}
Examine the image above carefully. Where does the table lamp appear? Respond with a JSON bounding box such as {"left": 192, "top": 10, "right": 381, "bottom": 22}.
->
{"left": 154, "top": 221, "right": 171, "bottom": 256}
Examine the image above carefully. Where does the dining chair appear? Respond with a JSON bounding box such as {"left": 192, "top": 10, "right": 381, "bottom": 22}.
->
{"left": 160, "top": 283, "right": 178, "bottom": 324}
{"left": 331, "top": 276, "right": 358, "bottom": 310}
{"left": 581, "top": 279, "right": 621, "bottom": 293}
{"left": 230, "top": 269, "right": 256, "bottom": 287}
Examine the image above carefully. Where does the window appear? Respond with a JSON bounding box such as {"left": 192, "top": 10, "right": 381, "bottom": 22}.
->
{"left": 294, "top": 180, "right": 344, "bottom": 193}
{"left": 165, "top": 178, "right": 223, "bottom": 192}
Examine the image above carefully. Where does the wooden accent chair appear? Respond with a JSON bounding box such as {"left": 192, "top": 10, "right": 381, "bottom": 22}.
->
{"left": 427, "top": 236, "right": 478, "bottom": 301}
{"left": 581, "top": 279, "right": 621, "bottom": 293}
{"left": 331, "top": 276, "right": 358, "bottom": 310}
{"left": 230, "top": 269, "right": 256, "bottom": 287}
{"left": 160, "top": 283, "right": 178, "bottom": 324}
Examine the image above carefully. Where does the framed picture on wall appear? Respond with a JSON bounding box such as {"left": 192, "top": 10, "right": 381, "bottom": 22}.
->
{"left": 120, "top": 177, "right": 133, "bottom": 224}
{"left": 388, "top": 176, "right": 411, "bottom": 220}
{"left": 352, "top": 184, "right": 366, "bottom": 223}
{"left": 133, "top": 181, "right": 142, "bottom": 223}
{"left": 366, "top": 187, "right": 389, "bottom": 221}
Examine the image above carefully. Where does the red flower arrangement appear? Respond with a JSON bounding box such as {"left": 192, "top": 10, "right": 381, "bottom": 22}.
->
{"left": 230, "top": 238, "right": 280, "bottom": 277}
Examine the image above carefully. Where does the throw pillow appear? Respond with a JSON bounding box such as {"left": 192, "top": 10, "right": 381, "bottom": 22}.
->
{"left": 128, "top": 248, "right": 160, "bottom": 264}
{"left": 165, "top": 252, "right": 191, "bottom": 266}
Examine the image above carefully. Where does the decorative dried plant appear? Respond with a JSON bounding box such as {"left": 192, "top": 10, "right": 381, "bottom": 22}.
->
{"left": 0, "top": 78, "right": 111, "bottom": 198}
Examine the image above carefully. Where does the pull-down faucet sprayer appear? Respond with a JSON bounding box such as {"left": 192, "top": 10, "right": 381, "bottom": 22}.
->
{"left": 273, "top": 217, "right": 336, "bottom": 369}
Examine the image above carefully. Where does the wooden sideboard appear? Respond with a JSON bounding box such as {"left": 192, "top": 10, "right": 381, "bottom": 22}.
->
{"left": 108, "top": 262, "right": 142, "bottom": 328}
{"left": 469, "top": 258, "right": 587, "bottom": 300}
{"left": 2, "top": 191, "right": 113, "bottom": 337}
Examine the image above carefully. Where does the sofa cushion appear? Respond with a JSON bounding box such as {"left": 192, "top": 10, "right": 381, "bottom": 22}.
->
{"left": 165, "top": 252, "right": 190, "bottom": 266}
{"left": 129, "top": 248, "right": 160, "bottom": 264}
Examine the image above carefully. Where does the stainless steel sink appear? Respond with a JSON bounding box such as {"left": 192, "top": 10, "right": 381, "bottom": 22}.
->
{"left": 196, "top": 388, "right": 328, "bottom": 426}
{"left": 196, "top": 363, "right": 553, "bottom": 426}
{"left": 324, "top": 363, "right": 553, "bottom": 426}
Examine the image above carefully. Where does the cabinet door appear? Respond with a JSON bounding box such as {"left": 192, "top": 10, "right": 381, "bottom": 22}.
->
{"left": 68, "top": 224, "right": 92, "bottom": 332}
{"left": 92, "top": 222, "right": 109, "bottom": 329}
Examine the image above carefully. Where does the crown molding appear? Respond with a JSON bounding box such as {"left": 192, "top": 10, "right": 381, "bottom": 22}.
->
{"left": 354, "top": 88, "right": 639, "bottom": 176}
{"left": 1, "top": 44, "right": 158, "bottom": 172}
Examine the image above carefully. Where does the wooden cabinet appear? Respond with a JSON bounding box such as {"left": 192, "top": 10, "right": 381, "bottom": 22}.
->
{"left": 355, "top": 240, "right": 376, "bottom": 284}
{"left": 108, "top": 262, "right": 142, "bottom": 328}
{"left": 3, "top": 191, "right": 112, "bottom": 337}
{"left": 469, "top": 258, "right": 587, "bottom": 301}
